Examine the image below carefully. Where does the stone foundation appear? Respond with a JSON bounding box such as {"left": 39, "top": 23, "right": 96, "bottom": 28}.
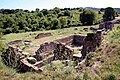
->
{"left": 2, "top": 31, "right": 103, "bottom": 72}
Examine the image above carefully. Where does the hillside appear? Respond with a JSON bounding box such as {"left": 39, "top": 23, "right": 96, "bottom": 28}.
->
{"left": 86, "top": 7, "right": 120, "bottom": 13}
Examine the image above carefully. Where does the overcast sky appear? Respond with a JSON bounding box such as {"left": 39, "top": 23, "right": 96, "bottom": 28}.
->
{"left": 0, "top": 0, "right": 119, "bottom": 10}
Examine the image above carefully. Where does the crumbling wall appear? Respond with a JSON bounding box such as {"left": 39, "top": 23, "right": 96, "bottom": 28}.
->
{"left": 90, "top": 27, "right": 98, "bottom": 32}
{"left": 55, "top": 35, "right": 74, "bottom": 45}
{"left": 8, "top": 40, "right": 31, "bottom": 45}
{"left": 1, "top": 45, "right": 43, "bottom": 72}
{"left": 99, "top": 21, "right": 115, "bottom": 31}
{"left": 34, "top": 34, "right": 85, "bottom": 61}
{"left": 34, "top": 42, "right": 57, "bottom": 61}
{"left": 2, "top": 33, "right": 102, "bottom": 72}
{"left": 53, "top": 43, "right": 73, "bottom": 60}
{"left": 33, "top": 41, "right": 73, "bottom": 61}
{"left": 1, "top": 45, "right": 25, "bottom": 70}
{"left": 81, "top": 30, "right": 102, "bottom": 58}
{"left": 73, "top": 34, "right": 86, "bottom": 46}
{"left": 55, "top": 34, "right": 85, "bottom": 46}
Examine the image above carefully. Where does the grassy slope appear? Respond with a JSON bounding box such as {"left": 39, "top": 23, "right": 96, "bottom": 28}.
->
{"left": 82, "top": 24, "right": 120, "bottom": 80}
{"left": 3, "top": 25, "right": 97, "bottom": 42}
{"left": 0, "top": 24, "right": 120, "bottom": 80}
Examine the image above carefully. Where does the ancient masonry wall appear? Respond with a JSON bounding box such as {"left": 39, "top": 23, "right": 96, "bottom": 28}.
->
{"left": 33, "top": 34, "right": 85, "bottom": 61}
{"left": 2, "top": 32, "right": 103, "bottom": 72}
{"left": 1, "top": 45, "right": 30, "bottom": 72}
{"left": 2, "top": 34, "right": 87, "bottom": 72}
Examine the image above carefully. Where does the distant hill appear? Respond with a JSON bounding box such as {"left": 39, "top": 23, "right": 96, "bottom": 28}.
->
{"left": 85, "top": 7, "right": 100, "bottom": 11}
{"left": 115, "top": 8, "right": 120, "bottom": 13}
{"left": 86, "top": 7, "right": 120, "bottom": 13}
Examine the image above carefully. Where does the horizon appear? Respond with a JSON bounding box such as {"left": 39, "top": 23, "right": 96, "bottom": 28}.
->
{"left": 0, "top": 0, "right": 119, "bottom": 11}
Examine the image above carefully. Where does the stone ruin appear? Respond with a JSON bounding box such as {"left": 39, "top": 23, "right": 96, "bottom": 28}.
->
{"left": 81, "top": 30, "right": 103, "bottom": 58}
{"left": 2, "top": 17, "right": 120, "bottom": 72}
{"left": 99, "top": 18, "right": 120, "bottom": 31}
{"left": 1, "top": 30, "right": 103, "bottom": 72}
{"left": 35, "top": 32, "right": 52, "bottom": 39}
{"left": 99, "top": 21, "right": 114, "bottom": 31}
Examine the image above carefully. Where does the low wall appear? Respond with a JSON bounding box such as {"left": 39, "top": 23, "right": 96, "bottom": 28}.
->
{"left": 99, "top": 21, "right": 115, "bottom": 31}
{"left": 55, "top": 35, "right": 74, "bottom": 45}
{"left": 35, "top": 32, "right": 52, "bottom": 39}
{"left": 73, "top": 34, "right": 86, "bottom": 46}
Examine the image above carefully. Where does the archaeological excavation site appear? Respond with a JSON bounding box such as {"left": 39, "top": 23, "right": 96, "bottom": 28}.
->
{"left": 1, "top": 19, "right": 120, "bottom": 72}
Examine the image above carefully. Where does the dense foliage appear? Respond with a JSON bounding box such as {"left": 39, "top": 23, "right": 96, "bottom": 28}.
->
{"left": 103, "top": 7, "right": 117, "bottom": 21}
{"left": 0, "top": 7, "right": 102, "bottom": 34}
{"left": 80, "top": 10, "right": 97, "bottom": 25}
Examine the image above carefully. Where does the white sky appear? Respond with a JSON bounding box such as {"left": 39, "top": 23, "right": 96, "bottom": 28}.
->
{"left": 0, "top": 0, "right": 119, "bottom": 10}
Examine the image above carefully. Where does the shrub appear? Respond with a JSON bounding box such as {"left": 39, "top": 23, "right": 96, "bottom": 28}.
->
{"left": 107, "top": 74, "right": 116, "bottom": 80}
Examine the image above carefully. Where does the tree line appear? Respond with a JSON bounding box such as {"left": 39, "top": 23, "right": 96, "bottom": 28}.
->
{"left": 0, "top": 7, "right": 117, "bottom": 34}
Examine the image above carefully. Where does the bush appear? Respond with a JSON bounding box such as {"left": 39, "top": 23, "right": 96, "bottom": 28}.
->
{"left": 107, "top": 74, "right": 116, "bottom": 80}
{"left": 80, "top": 10, "right": 97, "bottom": 25}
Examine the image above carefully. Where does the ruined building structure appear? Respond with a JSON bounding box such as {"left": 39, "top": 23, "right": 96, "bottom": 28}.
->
{"left": 2, "top": 18, "right": 119, "bottom": 72}
{"left": 2, "top": 31, "right": 102, "bottom": 72}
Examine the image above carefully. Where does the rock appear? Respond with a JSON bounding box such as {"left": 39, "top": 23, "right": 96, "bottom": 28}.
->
{"left": 90, "top": 27, "right": 98, "bottom": 31}
{"left": 35, "top": 32, "right": 52, "bottom": 39}
{"left": 8, "top": 40, "right": 23, "bottom": 45}
{"left": 103, "top": 32, "right": 107, "bottom": 35}
{"left": 27, "top": 57, "right": 37, "bottom": 64}
{"left": 65, "top": 60, "right": 70, "bottom": 66}
{"left": 18, "top": 48, "right": 23, "bottom": 53}
{"left": 19, "top": 46, "right": 25, "bottom": 50}
{"left": 73, "top": 53, "right": 82, "bottom": 58}
{"left": 74, "top": 28, "right": 78, "bottom": 30}
{"left": 83, "top": 28, "right": 88, "bottom": 32}
{"left": 24, "top": 40, "right": 32, "bottom": 45}
{"left": 22, "top": 52, "right": 29, "bottom": 56}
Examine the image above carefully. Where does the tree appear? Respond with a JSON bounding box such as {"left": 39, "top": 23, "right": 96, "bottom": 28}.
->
{"left": 100, "top": 8, "right": 105, "bottom": 12}
{"left": 64, "top": 10, "right": 71, "bottom": 16}
{"left": 53, "top": 7, "right": 61, "bottom": 14}
{"left": 103, "top": 7, "right": 116, "bottom": 21}
{"left": 37, "top": 12, "right": 44, "bottom": 17}
{"left": 59, "top": 17, "right": 68, "bottom": 28}
{"left": 51, "top": 18, "right": 61, "bottom": 29}
{"left": 80, "top": 10, "right": 97, "bottom": 25}
{"left": 41, "top": 9, "right": 49, "bottom": 15}
{"left": 35, "top": 8, "right": 40, "bottom": 13}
